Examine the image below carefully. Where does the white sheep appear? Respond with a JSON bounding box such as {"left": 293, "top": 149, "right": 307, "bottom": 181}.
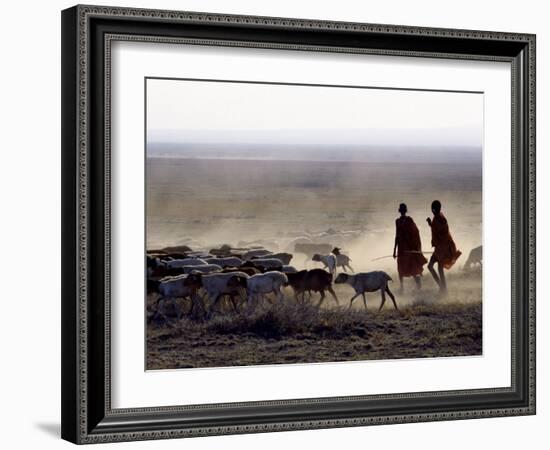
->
{"left": 312, "top": 253, "right": 337, "bottom": 275}
{"left": 203, "top": 256, "right": 243, "bottom": 268}
{"left": 156, "top": 275, "right": 203, "bottom": 320}
{"left": 162, "top": 258, "right": 207, "bottom": 269}
{"left": 334, "top": 271, "right": 397, "bottom": 311}
{"left": 247, "top": 271, "right": 288, "bottom": 305}
{"left": 183, "top": 271, "right": 250, "bottom": 312}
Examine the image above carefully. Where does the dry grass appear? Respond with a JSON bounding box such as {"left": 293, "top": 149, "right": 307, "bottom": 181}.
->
{"left": 146, "top": 299, "right": 482, "bottom": 370}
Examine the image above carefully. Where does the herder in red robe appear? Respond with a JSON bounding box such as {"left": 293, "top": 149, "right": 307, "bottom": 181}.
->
{"left": 426, "top": 200, "right": 462, "bottom": 295}
{"left": 392, "top": 203, "right": 428, "bottom": 293}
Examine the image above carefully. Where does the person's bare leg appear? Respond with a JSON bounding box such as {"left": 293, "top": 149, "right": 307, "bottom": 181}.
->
{"left": 398, "top": 275, "right": 404, "bottom": 294}
{"left": 428, "top": 254, "right": 441, "bottom": 288}
{"left": 438, "top": 262, "right": 447, "bottom": 295}
{"left": 414, "top": 276, "right": 422, "bottom": 290}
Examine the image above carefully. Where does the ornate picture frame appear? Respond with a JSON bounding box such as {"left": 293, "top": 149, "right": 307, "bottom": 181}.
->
{"left": 61, "top": 5, "right": 535, "bottom": 444}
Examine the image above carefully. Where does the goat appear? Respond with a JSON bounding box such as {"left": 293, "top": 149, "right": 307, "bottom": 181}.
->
{"left": 247, "top": 271, "right": 288, "bottom": 305}
{"left": 334, "top": 271, "right": 397, "bottom": 311}
{"left": 331, "top": 248, "right": 354, "bottom": 272}
{"left": 312, "top": 253, "right": 337, "bottom": 275}
{"left": 463, "top": 245, "right": 482, "bottom": 271}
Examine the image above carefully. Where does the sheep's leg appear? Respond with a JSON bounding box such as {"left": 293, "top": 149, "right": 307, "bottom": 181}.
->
{"left": 361, "top": 292, "right": 367, "bottom": 310}
{"left": 317, "top": 290, "right": 326, "bottom": 308}
{"left": 348, "top": 264, "right": 354, "bottom": 273}
{"left": 273, "top": 288, "right": 283, "bottom": 303}
{"left": 348, "top": 292, "right": 361, "bottom": 309}
{"left": 342, "top": 264, "right": 347, "bottom": 273}
{"left": 327, "top": 286, "right": 339, "bottom": 306}
{"left": 208, "top": 294, "right": 223, "bottom": 318}
{"left": 228, "top": 294, "right": 239, "bottom": 312}
{"left": 176, "top": 298, "right": 184, "bottom": 320}
{"left": 153, "top": 296, "right": 165, "bottom": 321}
{"left": 378, "top": 289, "right": 386, "bottom": 312}
{"left": 386, "top": 286, "right": 398, "bottom": 310}
{"left": 190, "top": 293, "right": 206, "bottom": 320}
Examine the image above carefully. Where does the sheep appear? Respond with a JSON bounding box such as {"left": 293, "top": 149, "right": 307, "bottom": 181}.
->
{"left": 203, "top": 256, "right": 243, "bottom": 268}
{"left": 221, "top": 266, "right": 262, "bottom": 276}
{"left": 282, "top": 265, "right": 298, "bottom": 273}
{"left": 154, "top": 274, "right": 204, "bottom": 321}
{"left": 161, "top": 245, "right": 192, "bottom": 253}
{"left": 334, "top": 272, "right": 397, "bottom": 311}
{"left": 181, "top": 264, "right": 222, "bottom": 274}
{"left": 252, "top": 252, "right": 293, "bottom": 265}
{"left": 246, "top": 258, "right": 286, "bottom": 270}
{"left": 247, "top": 271, "right": 288, "bottom": 305}
{"left": 463, "top": 245, "right": 482, "bottom": 271}
{"left": 284, "top": 270, "right": 308, "bottom": 301}
{"left": 183, "top": 272, "right": 250, "bottom": 313}
{"left": 312, "top": 253, "right": 337, "bottom": 275}
{"left": 240, "top": 260, "right": 283, "bottom": 273}
{"left": 285, "top": 269, "right": 339, "bottom": 307}
{"left": 146, "top": 255, "right": 162, "bottom": 269}
{"left": 162, "top": 258, "right": 207, "bottom": 269}
{"left": 243, "top": 249, "right": 273, "bottom": 260}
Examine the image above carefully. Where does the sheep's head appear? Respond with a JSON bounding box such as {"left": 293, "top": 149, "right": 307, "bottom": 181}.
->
{"left": 240, "top": 260, "right": 256, "bottom": 268}
{"left": 183, "top": 273, "right": 202, "bottom": 288}
{"left": 334, "top": 273, "right": 349, "bottom": 284}
{"left": 227, "top": 275, "right": 248, "bottom": 289}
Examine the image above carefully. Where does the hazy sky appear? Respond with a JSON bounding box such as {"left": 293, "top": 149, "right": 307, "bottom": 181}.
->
{"left": 146, "top": 78, "right": 483, "bottom": 149}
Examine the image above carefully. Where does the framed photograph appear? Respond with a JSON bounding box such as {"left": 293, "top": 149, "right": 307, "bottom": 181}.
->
{"left": 61, "top": 5, "right": 536, "bottom": 444}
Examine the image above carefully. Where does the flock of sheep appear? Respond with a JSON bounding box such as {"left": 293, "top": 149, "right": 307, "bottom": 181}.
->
{"left": 147, "top": 243, "right": 397, "bottom": 322}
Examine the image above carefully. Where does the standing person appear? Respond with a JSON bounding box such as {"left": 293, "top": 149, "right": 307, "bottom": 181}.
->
{"left": 426, "top": 200, "right": 462, "bottom": 295}
{"left": 392, "top": 203, "right": 427, "bottom": 293}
